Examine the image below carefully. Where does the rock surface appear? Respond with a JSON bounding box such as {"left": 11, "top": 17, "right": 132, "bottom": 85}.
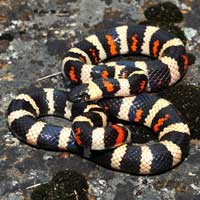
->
{"left": 0, "top": 0, "right": 199, "bottom": 199}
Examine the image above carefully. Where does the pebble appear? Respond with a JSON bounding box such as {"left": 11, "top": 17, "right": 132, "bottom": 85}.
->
{"left": 183, "top": 27, "right": 198, "bottom": 41}
{"left": 0, "top": 60, "right": 8, "bottom": 69}
{"left": 7, "top": 192, "right": 24, "bottom": 200}
{"left": 180, "top": 3, "right": 191, "bottom": 11}
{"left": 0, "top": 40, "right": 10, "bottom": 53}
{"left": 0, "top": 5, "right": 11, "bottom": 24}
{"left": 5, "top": 137, "right": 20, "bottom": 147}
{"left": 43, "top": 153, "right": 53, "bottom": 160}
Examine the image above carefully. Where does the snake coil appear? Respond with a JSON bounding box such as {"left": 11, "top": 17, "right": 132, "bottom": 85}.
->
{"left": 7, "top": 25, "right": 192, "bottom": 174}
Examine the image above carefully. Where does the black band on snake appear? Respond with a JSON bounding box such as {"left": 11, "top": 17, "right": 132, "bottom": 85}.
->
{"left": 7, "top": 25, "right": 192, "bottom": 175}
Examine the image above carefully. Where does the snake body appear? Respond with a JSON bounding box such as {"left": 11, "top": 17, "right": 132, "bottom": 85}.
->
{"left": 7, "top": 25, "right": 192, "bottom": 174}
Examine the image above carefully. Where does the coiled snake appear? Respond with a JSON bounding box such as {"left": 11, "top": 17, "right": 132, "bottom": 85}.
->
{"left": 7, "top": 25, "right": 192, "bottom": 174}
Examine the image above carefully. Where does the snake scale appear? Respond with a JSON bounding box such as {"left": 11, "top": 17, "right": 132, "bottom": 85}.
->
{"left": 7, "top": 25, "right": 193, "bottom": 174}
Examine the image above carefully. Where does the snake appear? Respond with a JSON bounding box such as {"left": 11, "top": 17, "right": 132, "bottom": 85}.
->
{"left": 7, "top": 25, "right": 192, "bottom": 175}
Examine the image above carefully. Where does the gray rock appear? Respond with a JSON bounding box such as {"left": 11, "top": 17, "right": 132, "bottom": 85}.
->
{"left": 0, "top": 0, "right": 199, "bottom": 199}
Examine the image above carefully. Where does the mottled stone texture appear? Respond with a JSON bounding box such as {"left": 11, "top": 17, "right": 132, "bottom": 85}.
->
{"left": 0, "top": 0, "right": 199, "bottom": 199}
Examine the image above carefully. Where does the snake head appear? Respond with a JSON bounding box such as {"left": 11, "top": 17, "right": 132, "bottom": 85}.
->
{"left": 69, "top": 84, "right": 90, "bottom": 102}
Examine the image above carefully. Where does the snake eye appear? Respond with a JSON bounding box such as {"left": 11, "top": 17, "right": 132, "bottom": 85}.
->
{"left": 83, "top": 92, "right": 90, "bottom": 101}
{"left": 76, "top": 90, "right": 89, "bottom": 102}
{"left": 70, "top": 84, "right": 90, "bottom": 102}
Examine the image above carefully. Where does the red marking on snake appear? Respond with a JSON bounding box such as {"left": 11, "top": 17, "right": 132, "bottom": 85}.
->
{"left": 182, "top": 54, "right": 189, "bottom": 73}
{"left": 101, "top": 70, "right": 109, "bottom": 79}
{"left": 69, "top": 66, "right": 78, "bottom": 82}
{"left": 153, "top": 40, "right": 160, "bottom": 57}
{"left": 105, "top": 34, "right": 118, "bottom": 56}
{"left": 138, "top": 80, "right": 146, "bottom": 92}
{"left": 112, "top": 124, "right": 125, "bottom": 146}
{"left": 79, "top": 56, "right": 86, "bottom": 63}
{"left": 153, "top": 114, "right": 170, "bottom": 132}
{"left": 157, "top": 77, "right": 162, "bottom": 86}
{"left": 134, "top": 109, "right": 143, "bottom": 122}
{"left": 131, "top": 34, "right": 138, "bottom": 52}
{"left": 103, "top": 80, "right": 114, "bottom": 92}
{"left": 104, "top": 106, "right": 109, "bottom": 111}
{"left": 89, "top": 48, "right": 99, "bottom": 64}
{"left": 74, "top": 128, "right": 82, "bottom": 145}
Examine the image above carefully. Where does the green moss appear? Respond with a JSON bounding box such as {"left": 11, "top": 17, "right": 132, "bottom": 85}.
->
{"left": 30, "top": 183, "right": 50, "bottom": 200}
{"left": 159, "top": 84, "right": 200, "bottom": 140}
{"left": 144, "top": 2, "right": 183, "bottom": 23}
{"left": 31, "top": 170, "right": 89, "bottom": 200}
